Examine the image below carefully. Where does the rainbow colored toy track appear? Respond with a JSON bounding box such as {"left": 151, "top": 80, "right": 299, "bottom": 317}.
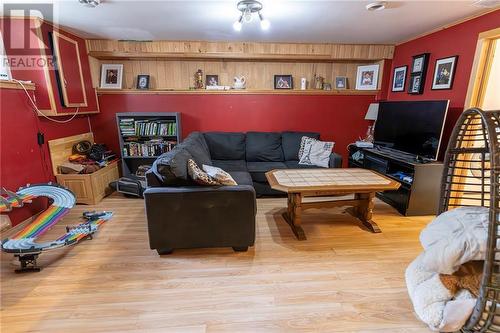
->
{"left": 1, "top": 183, "right": 112, "bottom": 272}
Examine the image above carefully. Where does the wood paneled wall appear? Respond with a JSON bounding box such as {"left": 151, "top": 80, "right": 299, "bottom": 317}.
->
{"left": 86, "top": 40, "right": 394, "bottom": 61}
{"left": 86, "top": 40, "right": 393, "bottom": 91}
{"left": 96, "top": 59, "right": 381, "bottom": 90}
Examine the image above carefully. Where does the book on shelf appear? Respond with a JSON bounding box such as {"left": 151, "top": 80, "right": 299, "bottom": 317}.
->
{"left": 119, "top": 118, "right": 177, "bottom": 137}
{"left": 122, "top": 139, "right": 177, "bottom": 157}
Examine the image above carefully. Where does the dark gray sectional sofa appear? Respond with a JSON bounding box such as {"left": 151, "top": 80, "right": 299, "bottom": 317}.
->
{"left": 144, "top": 131, "right": 342, "bottom": 254}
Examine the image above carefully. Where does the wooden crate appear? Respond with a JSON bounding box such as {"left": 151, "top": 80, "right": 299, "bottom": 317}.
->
{"left": 48, "top": 133, "right": 120, "bottom": 205}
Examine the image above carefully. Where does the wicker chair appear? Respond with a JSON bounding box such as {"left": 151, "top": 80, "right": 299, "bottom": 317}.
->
{"left": 440, "top": 108, "right": 500, "bottom": 332}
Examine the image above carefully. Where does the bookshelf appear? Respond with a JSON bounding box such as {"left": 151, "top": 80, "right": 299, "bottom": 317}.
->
{"left": 116, "top": 112, "right": 182, "bottom": 180}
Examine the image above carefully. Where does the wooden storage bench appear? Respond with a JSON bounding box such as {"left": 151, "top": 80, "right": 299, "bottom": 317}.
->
{"left": 48, "top": 132, "right": 119, "bottom": 205}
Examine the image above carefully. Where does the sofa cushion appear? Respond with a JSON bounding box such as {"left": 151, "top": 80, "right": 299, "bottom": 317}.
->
{"left": 187, "top": 159, "right": 219, "bottom": 186}
{"left": 202, "top": 165, "right": 237, "bottom": 186}
{"left": 227, "top": 171, "right": 253, "bottom": 186}
{"left": 282, "top": 131, "right": 320, "bottom": 161}
{"left": 284, "top": 160, "right": 322, "bottom": 169}
{"left": 211, "top": 159, "right": 248, "bottom": 172}
{"left": 181, "top": 132, "right": 212, "bottom": 166}
{"left": 152, "top": 147, "right": 193, "bottom": 185}
{"left": 247, "top": 161, "right": 287, "bottom": 183}
{"left": 203, "top": 132, "right": 246, "bottom": 160}
{"left": 246, "top": 132, "right": 284, "bottom": 162}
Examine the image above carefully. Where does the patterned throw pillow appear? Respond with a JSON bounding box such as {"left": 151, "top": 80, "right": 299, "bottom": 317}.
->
{"left": 202, "top": 165, "right": 238, "bottom": 186}
{"left": 298, "top": 137, "right": 335, "bottom": 168}
{"left": 298, "top": 136, "right": 317, "bottom": 160}
{"left": 187, "top": 159, "right": 219, "bottom": 185}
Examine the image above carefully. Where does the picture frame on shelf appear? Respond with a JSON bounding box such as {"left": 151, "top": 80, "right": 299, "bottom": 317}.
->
{"left": 391, "top": 65, "right": 407, "bottom": 92}
{"left": 100, "top": 64, "right": 123, "bottom": 89}
{"left": 432, "top": 56, "right": 458, "bottom": 90}
{"left": 274, "top": 75, "right": 293, "bottom": 89}
{"left": 136, "top": 75, "right": 150, "bottom": 90}
{"left": 206, "top": 75, "right": 219, "bottom": 87}
{"left": 335, "top": 76, "right": 347, "bottom": 90}
{"left": 411, "top": 53, "right": 429, "bottom": 74}
{"left": 408, "top": 73, "right": 423, "bottom": 94}
{"left": 355, "top": 64, "right": 379, "bottom": 90}
{"left": 0, "top": 34, "right": 12, "bottom": 81}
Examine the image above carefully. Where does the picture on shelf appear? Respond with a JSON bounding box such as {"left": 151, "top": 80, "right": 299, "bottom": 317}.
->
{"left": 335, "top": 76, "right": 347, "bottom": 90}
{"left": 355, "top": 64, "right": 379, "bottom": 90}
{"left": 136, "top": 75, "right": 150, "bottom": 90}
{"left": 432, "top": 56, "right": 458, "bottom": 90}
{"left": 206, "top": 75, "right": 219, "bottom": 87}
{"left": 274, "top": 75, "right": 293, "bottom": 89}
{"left": 392, "top": 66, "right": 407, "bottom": 92}
{"left": 100, "top": 64, "right": 123, "bottom": 89}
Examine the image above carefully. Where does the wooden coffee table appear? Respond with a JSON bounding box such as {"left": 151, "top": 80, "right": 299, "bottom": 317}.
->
{"left": 265, "top": 168, "right": 400, "bottom": 240}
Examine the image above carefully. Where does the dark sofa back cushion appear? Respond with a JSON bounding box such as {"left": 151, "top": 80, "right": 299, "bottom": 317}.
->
{"left": 246, "top": 132, "right": 284, "bottom": 162}
{"left": 203, "top": 132, "right": 246, "bottom": 160}
{"left": 180, "top": 132, "right": 212, "bottom": 166}
{"left": 151, "top": 147, "right": 194, "bottom": 186}
{"left": 281, "top": 131, "right": 320, "bottom": 161}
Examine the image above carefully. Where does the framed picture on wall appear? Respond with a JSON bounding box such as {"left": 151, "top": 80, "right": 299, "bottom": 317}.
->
{"left": 100, "top": 64, "right": 123, "bottom": 89}
{"left": 355, "top": 64, "right": 379, "bottom": 90}
{"left": 408, "top": 73, "right": 424, "bottom": 94}
{"left": 411, "top": 53, "right": 429, "bottom": 73}
{"left": 391, "top": 65, "right": 407, "bottom": 92}
{"left": 432, "top": 56, "right": 458, "bottom": 90}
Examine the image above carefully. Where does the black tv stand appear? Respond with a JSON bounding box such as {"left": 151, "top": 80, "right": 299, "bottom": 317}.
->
{"left": 348, "top": 145, "right": 443, "bottom": 216}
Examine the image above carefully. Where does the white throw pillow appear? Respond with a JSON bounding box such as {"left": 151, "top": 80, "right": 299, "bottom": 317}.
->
{"left": 298, "top": 138, "right": 334, "bottom": 168}
{"left": 202, "top": 164, "right": 237, "bottom": 186}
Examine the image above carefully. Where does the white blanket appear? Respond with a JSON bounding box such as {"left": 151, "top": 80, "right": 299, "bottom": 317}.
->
{"left": 405, "top": 206, "right": 489, "bottom": 332}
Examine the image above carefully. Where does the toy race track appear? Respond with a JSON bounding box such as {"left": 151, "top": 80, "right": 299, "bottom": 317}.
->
{"left": 1, "top": 183, "right": 112, "bottom": 273}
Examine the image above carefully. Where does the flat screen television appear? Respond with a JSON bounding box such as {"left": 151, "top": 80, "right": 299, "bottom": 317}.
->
{"left": 373, "top": 100, "right": 449, "bottom": 160}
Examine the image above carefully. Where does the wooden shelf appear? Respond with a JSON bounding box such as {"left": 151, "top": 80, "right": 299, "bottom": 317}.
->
{"left": 89, "top": 51, "right": 386, "bottom": 62}
{"left": 0, "top": 80, "right": 35, "bottom": 90}
{"left": 97, "top": 89, "right": 379, "bottom": 96}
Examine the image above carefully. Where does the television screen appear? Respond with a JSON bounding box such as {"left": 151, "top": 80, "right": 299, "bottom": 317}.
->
{"left": 374, "top": 100, "right": 449, "bottom": 160}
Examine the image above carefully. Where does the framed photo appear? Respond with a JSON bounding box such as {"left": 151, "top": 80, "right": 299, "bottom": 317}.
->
{"left": 335, "top": 76, "right": 347, "bottom": 90}
{"left": 274, "top": 75, "right": 293, "bottom": 89}
{"left": 391, "top": 66, "right": 407, "bottom": 92}
{"left": 408, "top": 74, "right": 423, "bottom": 94}
{"left": 0, "top": 33, "right": 12, "bottom": 81}
{"left": 206, "top": 74, "right": 219, "bottom": 87}
{"left": 136, "top": 75, "right": 150, "bottom": 90}
{"left": 411, "top": 53, "right": 429, "bottom": 74}
{"left": 432, "top": 56, "right": 458, "bottom": 90}
{"left": 100, "top": 64, "right": 123, "bottom": 89}
{"left": 355, "top": 64, "right": 379, "bottom": 90}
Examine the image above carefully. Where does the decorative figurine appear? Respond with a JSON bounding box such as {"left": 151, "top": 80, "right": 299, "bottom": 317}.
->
{"left": 233, "top": 76, "right": 246, "bottom": 89}
{"left": 194, "top": 69, "right": 203, "bottom": 89}
{"left": 313, "top": 74, "right": 324, "bottom": 90}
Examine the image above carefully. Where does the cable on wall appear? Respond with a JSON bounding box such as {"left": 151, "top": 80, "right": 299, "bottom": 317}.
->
{"left": 12, "top": 79, "right": 80, "bottom": 123}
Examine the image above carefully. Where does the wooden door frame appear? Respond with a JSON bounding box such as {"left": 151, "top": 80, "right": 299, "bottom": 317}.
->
{"left": 465, "top": 27, "right": 500, "bottom": 108}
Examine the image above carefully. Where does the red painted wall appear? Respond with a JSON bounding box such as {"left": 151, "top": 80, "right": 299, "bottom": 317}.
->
{"left": 385, "top": 9, "right": 500, "bottom": 158}
{"left": 0, "top": 90, "right": 92, "bottom": 226}
{"left": 92, "top": 93, "right": 376, "bottom": 163}
{"left": 0, "top": 88, "right": 91, "bottom": 225}
{"left": 387, "top": 9, "right": 500, "bottom": 107}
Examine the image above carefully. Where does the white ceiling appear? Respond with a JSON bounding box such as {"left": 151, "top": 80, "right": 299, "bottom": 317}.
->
{"left": 2, "top": 0, "right": 497, "bottom": 44}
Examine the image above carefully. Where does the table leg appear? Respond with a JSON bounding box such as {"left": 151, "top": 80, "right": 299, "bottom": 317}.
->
{"left": 354, "top": 192, "right": 381, "bottom": 233}
{"left": 282, "top": 193, "right": 306, "bottom": 240}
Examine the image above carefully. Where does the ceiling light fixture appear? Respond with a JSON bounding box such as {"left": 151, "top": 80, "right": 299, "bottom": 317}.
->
{"left": 366, "top": 1, "right": 387, "bottom": 11}
{"left": 79, "top": 0, "right": 100, "bottom": 7}
{"left": 233, "top": 0, "right": 270, "bottom": 31}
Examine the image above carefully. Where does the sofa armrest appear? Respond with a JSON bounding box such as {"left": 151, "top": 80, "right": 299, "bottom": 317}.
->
{"left": 144, "top": 185, "right": 256, "bottom": 250}
{"left": 329, "top": 152, "right": 343, "bottom": 168}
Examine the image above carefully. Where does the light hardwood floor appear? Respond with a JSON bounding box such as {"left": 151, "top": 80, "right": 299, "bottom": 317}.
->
{"left": 1, "top": 193, "right": 432, "bottom": 332}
